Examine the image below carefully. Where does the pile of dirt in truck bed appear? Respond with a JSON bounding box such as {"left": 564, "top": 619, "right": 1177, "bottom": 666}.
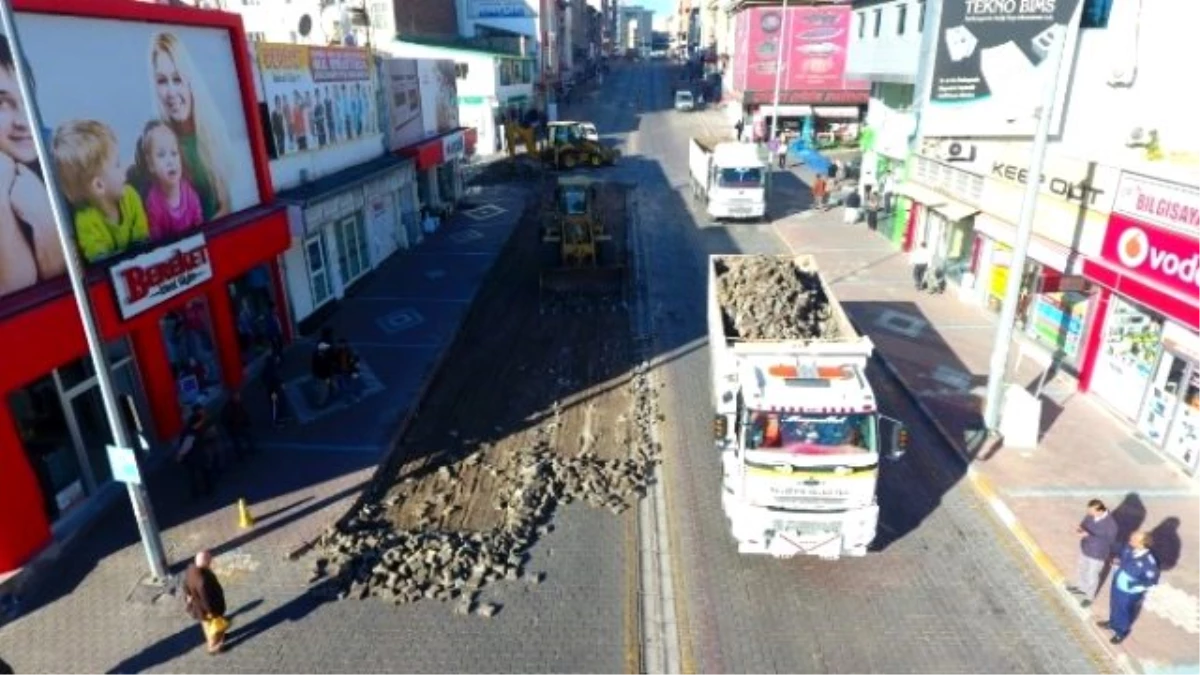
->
{"left": 715, "top": 256, "right": 841, "bottom": 341}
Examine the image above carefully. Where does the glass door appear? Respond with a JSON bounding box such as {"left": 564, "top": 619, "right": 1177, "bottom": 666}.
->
{"left": 1138, "top": 350, "right": 1189, "bottom": 446}
{"left": 305, "top": 234, "right": 333, "bottom": 306}
{"left": 334, "top": 214, "right": 370, "bottom": 286}
{"left": 1164, "top": 367, "right": 1199, "bottom": 472}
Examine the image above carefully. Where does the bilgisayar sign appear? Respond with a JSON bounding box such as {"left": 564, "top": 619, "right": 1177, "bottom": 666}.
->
{"left": 110, "top": 234, "right": 213, "bottom": 319}
{"left": 925, "top": 0, "right": 1084, "bottom": 137}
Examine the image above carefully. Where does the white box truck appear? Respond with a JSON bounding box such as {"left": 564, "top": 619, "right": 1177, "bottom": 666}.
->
{"left": 689, "top": 137, "right": 767, "bottom": 221}
{"left": 708, "top": 254, "right": 909, "bottom": 559}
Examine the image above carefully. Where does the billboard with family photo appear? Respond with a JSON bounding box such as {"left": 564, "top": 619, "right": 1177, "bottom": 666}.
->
{"left": 0, "top": 13, "right": 260, "bottom": 302}
{"left": 257, "top": 43, "right": 379, "bottom": 159}
{"left": 416, "top": 59, "right": 460, "bottom": 137}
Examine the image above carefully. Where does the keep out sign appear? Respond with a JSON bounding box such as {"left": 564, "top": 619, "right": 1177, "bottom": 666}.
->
{"left": 1101, "top": 213, "right": 1200, "bottom": 299}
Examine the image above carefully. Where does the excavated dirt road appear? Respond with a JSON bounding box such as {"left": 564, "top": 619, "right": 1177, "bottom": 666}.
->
{"left": 310, "top": 175, "right": 660, "bottom": 612}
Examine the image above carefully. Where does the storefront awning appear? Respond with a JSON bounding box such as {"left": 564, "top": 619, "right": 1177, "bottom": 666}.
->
{"left": 975, "top": 213, "right": 1078, "bottom": 274}
{"left": 275, "top": 154, "right": 413, "bottom": 208}
{"left": 930, "top": 199, "right": 979, "bottom": 222}
{"left": 813, "top": 106, "right": 860, "bottom": 119}
{"left": 397, "top": 127, "right": 476, "bottom": 171}
{"left": 757, "top": 104, "right": 813, "bottom": 117}
{"left": 894, "top": 182, "right": 949, "bottom": 207}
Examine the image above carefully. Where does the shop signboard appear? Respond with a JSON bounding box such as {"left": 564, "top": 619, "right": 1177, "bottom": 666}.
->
{"left": 417, "top": 60, "right": 460, "bottom": 138}
{"left": 257, "top": 43, "right": 378, "bottom": 159}
{"left": 732, "top": 5, "right": 868, "bottom": 99}
{"left": 923, "top": 0, "right": 1084, "bottom": 138}
{"left": 442, "top": 131, "right": 466, "bottom": 162}
{"left": 469, "top": 0, "right": 536, "bottom": 18}
{"left": 382, "top": 58, "right": 424, "bottom": 151}
{"left": 109, "top": 233, "right": 214, "bottom": 320}
{"left": 1100, "top": 213, "right": 1200, "bottom": 304}
{"left": 1112, "top": 172, "right": 1200, "bottom": 234}
{"left": 0, "top": 15, "right": 260, "bottom": 304}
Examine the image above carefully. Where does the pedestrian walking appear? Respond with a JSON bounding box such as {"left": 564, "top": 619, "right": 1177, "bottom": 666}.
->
{"left": 842, "top": 189, "right": 862, "bottom": 224}
{"left": 221, "top": 392, "right": 254, "bottom": 459}
{"left": 311, "top": 328, "right": 336, "bottom": 406}
{"left": 175, "top": 420, "right": 213, "bottom": 499}
{"left": 186, "top": 405, "right": 226, "bottom": 472}
{"left": 333, "top": 338, "right": 362, "bottom": 402}
{"left": 261, "top": 356, "right": 290, "bottom": 428}
{"left": 767, "top": 135, "right": 780, "bottom": 168}
{"left": 734, "top": 118, "right": 744, "bottom": 142}
{"left": 776, "top": 136, "right": 788, "bottom": 169}
{"left": 1067, "top": 499, "right": 1119, "bottom": 607}
{"left": 811, "top": 175, "right": 829, "bottom": 211}
{"left": 1099, "top": 531, "right": 1160, "bottom": 644}
{"left": 866, "top": 192, "right": 881, "bottom": 232}
{"left": 910, "top": 243, "right": 932, "bottom": 290}
{"left": 183, "top": 550, "right": 229, "bottom": 655}
{"left": 827, "top": 161, "right": 840, "bottom": 184}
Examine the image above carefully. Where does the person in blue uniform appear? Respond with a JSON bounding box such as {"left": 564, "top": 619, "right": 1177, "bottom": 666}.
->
{"left": 1099, "top": 530, "right": 1159, "bottom": 644}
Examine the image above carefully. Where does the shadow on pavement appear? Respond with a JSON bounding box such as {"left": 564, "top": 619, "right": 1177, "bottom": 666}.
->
{"left": 104, "top": 599, "right": 264, "bottom": 674}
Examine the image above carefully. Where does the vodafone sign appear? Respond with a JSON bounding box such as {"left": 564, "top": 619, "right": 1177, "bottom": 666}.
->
{"left": 1112, "top": 172, "right": 1200, "bottom": 233}
{"left": 1101, "top": 214, "right": 1200, "bottom": 300}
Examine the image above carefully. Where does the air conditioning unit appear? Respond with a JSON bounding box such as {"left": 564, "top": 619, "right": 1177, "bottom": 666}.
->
{"left": 938, "top": 140, "right": 976, "bottom": 162}
{"left": 1126, "top": 127, "right": 1156, "bottom": 148}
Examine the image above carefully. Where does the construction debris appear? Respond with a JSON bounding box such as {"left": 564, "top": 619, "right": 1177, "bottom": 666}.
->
{"left": 715, "top": 256, "right": 840, "bottom": 341}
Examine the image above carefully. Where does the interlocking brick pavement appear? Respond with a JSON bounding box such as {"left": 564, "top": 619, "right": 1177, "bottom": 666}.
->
{"left": 770, "top": 163, "right": 1199, "bottom": 674}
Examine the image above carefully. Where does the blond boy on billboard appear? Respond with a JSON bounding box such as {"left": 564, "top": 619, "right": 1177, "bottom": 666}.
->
{"left": 52, "top": 120, "right": 149, "bottom": 262}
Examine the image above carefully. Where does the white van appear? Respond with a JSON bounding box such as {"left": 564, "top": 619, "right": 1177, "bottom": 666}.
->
{"left": 674, "top": 90, "right": 695, "bottom": 112}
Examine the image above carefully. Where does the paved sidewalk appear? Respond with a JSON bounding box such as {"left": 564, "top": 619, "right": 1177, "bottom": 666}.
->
{"left": 0, "top": 184, "right": 531, "bottom": 673}
{"left": 770, "top": 165, "right": 1199, "bottom": 675}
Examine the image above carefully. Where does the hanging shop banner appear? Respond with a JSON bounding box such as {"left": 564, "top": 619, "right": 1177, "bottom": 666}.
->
{"left": 0, "top": 16, "right": 260, "bottom": 305}
{"left": 1100, "top": 214, "right": 1200, "bottom": 302}
{"left": 109, "top": 234, "right": 214, "bottom": 320}
{"left": 924, "top": 0, "right": 1084, "bottom": 137}
{"left": 417, "top": 60, "right": 461, "bottom": 137}
{"left": 257, "top": 43, "right": 379, "bottom": 159}
{"left": 382, "top": 58, "right": 424, "bottom": 152}
{"left": 731, "top": 4, "right": 868, "bottom": 100}
{"left": 442, "top": 130, "right": 466, "bottom": 162}
{"left": 469, "top": 0, "right": 537, "bottom": 18}
{"left": 1112, "top": 172, "right": 1200, "bottom": 233}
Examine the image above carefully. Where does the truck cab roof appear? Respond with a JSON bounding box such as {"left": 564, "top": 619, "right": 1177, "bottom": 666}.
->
{"left": 712, "top": 142, "right": 766, "bottom": 168}
{"left": 739, "top": 356, "right": 876, "bottom": 414}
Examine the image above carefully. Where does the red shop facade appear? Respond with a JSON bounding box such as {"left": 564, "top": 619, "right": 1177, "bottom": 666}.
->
{"left": 0, "top": 0, "right": 289, "bottom": 572}
{"left": 1078, "top": 172, "right": 1200, "bottom": 474}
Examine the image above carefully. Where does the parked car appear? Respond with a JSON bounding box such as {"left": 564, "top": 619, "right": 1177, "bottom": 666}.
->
{"left": 674, "top": 90, "right": 695, "bottom": 112}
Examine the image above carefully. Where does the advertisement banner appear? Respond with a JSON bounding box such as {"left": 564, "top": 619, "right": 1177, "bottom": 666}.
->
{"left": 257, "top": 43, "right": 378, "bottom": 159}
{"left": 925, "top": 0, "right": 1084, "bottom": 137}
{"left": 1100, "top": 213, "right": 1200, "bottom": 301}
{"left": 382, "top": 58, "right": 424, "bottom": 151}
{"left": 417, "top": 60, "right": 460, "bottom": 136}
{"left": 734, "top": 5, "right": 867, "bottom": 97}
{"left": 0, "top": 15, "right": 259, "bottom": 304}
{"left": 469, "top": 0, "right": 537, "bottom": 18}
{"left": 1112, "top": 172, "right": 1200, "bottom": 233}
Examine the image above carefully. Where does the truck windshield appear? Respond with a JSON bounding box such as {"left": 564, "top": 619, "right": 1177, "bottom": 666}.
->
{"left": 717, "top": 168, "right": 763, "bottom": 189}
{"left": 745, "top": 412, "right": 876, "bottom": 455}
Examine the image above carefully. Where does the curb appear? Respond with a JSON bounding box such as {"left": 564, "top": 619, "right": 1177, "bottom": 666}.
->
{"left": 284, "top": 186, "right": 534, "bottom": 560}
{"left": 869, "top": 349, "right": 1140, "bottom": 675}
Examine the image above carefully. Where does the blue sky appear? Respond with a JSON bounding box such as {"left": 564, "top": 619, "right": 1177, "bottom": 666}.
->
{"left": 637, "top": 0, "right": 675, "bottom": 17}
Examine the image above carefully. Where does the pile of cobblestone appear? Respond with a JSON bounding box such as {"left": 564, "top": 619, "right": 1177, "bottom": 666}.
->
{"left": 309, "top": 362, "right": 662, "bottom": 616}
{"left": 715, "top": 255, "right": 840, "bottom": 341}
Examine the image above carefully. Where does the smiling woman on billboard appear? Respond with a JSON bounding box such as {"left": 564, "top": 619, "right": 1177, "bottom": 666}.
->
{"left": 0, "top": 35, "right": 62, "bottom": 297}
{"left": 147, "top": 32, "right": 233, "bottom": 222}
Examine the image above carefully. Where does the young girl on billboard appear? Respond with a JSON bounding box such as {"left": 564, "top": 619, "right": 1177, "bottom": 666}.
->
{"left": 133, "top": 120, "right": 203, "bottom": 241}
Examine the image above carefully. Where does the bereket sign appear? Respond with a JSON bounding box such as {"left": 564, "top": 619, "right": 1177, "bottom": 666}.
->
{"left": 109, "top": 234, "right": 214, "bottom": 319}
{"left": 1102, "top": 214, "right": 1200, "bottom": 300}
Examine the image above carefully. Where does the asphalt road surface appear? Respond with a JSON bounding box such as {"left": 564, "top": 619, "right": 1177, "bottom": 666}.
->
{"left": 600, "top": 62, "right": 1115, "bottom": 673}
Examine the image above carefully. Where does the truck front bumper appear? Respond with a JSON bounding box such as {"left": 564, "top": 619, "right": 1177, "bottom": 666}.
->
{"left": 723, "top": 494, "right": 879, "bottom": 559}
{"left": 707, "top": 203, "right": 766, "bottom": 220}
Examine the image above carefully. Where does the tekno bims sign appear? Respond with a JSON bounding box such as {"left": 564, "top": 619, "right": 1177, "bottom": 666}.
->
{"left": 109, "top": 234, "right": 213, "bottom": 319}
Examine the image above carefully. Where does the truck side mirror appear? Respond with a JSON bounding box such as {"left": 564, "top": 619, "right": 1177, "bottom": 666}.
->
{"left": 879, "top": 415, "right": 908, "bottom": 462}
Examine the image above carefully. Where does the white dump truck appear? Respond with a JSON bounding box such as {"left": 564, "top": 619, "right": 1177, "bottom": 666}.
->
{"left": 689, "top": 137, "right": 767, "bottom": 221}
{"left": 708, "top": 254, "right": 909, "bottom": 559}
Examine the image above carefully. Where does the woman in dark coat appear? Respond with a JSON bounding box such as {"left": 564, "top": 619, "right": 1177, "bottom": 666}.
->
{"left": 183, "top": 550, "right": 228, "bottom": 654}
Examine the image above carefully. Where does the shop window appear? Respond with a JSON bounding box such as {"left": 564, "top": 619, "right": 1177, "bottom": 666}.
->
{"left": 228, "top": 264, "right": 284, "bottom": 368}
{"left": 56, "top": 339, "right": 133, "bottom": 392}
{"left": 455, "top": 62, "right": 469, "bottom": 80}
{"left": 1091, "top": 297, "right": 1164, "bottom": 420}
{"left": 1024, "top": 282, "right": 1096, "bottom": 368}
{"left": 160, "top": 298, "right": 224, "bottom": 413}
{"left": 436, "top": 162, "right": 459, "bottom": 208}
{"left": 917, "top": 0, "right": 926, "bottom": 32}
{"left": 872, "top": 9, "right": 882, "bottom": 37}
{"left": 334, "top": 214, "right": 370, "bottom": 286}
{"left": 9, "top": 376, "right": 85, "bottom": 523}
{"left": 305, "top": 235, "right": 333, "bottom": 306}
{"left": 897, "top": 4, "right": 907, "bottom": 35}
{"left": 857, "top": 12, "right": 865, "bottom": 39}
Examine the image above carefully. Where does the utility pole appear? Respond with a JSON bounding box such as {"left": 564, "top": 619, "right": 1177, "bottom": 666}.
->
{"left": 0, "top": 0, "right": 169, "bottom": 583}
{"left": 982, "top": 33, "right": 1069, "bottom": 434}
{"left": 767, "top": 0, "right": 789, "bottom": 143}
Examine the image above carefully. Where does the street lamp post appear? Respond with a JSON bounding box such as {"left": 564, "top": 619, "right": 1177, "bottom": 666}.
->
{"left": 981, "top": 32, "right": 1070, "bottom": 435}
{"left": 768, "top": 0, "right": 789, "bottom": 143}
{"left": 0, "top": 0, "right": 169, "bottom": 583}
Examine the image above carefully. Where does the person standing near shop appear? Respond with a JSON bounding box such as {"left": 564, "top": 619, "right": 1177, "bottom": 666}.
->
{"left": 184, "top": 550, "right": 228, "bottom": 655}
{"left": 910, "top": 243, "right": 932, "bottom": 290}
{"left": 734, "top": 118, "right": 744, "bottom": 142}
{"left": 222, "top": 392, "right": 254, "bottom": 459}
{"left": 1068, "top": 499, "right": 1119, "bottom": 608}
{"left": 811, "top": 175, "right": 829, "bottom": 212}
{"left": 865, "top": 191, "right": 881, "bottom": 232}
{"left": 767, "top": 135, "right": 780, "bottom": 170}
{"left": 311, "top": 327, "right": 337, "bottom": 407}
{"left": 262, "top": 355, "right": 289, "bottom": 428}
{"left": 1099, "top": 531, "right": 1160, "bottom": 644}
{"left": 333, "top": 338, "right": 362, "bottom": 402}
{"left": 176, "top": 416, "right": 213, "bottom": 499}
{"left": 842, "top": 189, "right": 862, "bottom": 225}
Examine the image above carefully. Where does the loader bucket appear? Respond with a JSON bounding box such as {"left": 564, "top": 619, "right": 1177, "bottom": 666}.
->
{"left": 539, "top": 266, "right": 625, "bottom": 297}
